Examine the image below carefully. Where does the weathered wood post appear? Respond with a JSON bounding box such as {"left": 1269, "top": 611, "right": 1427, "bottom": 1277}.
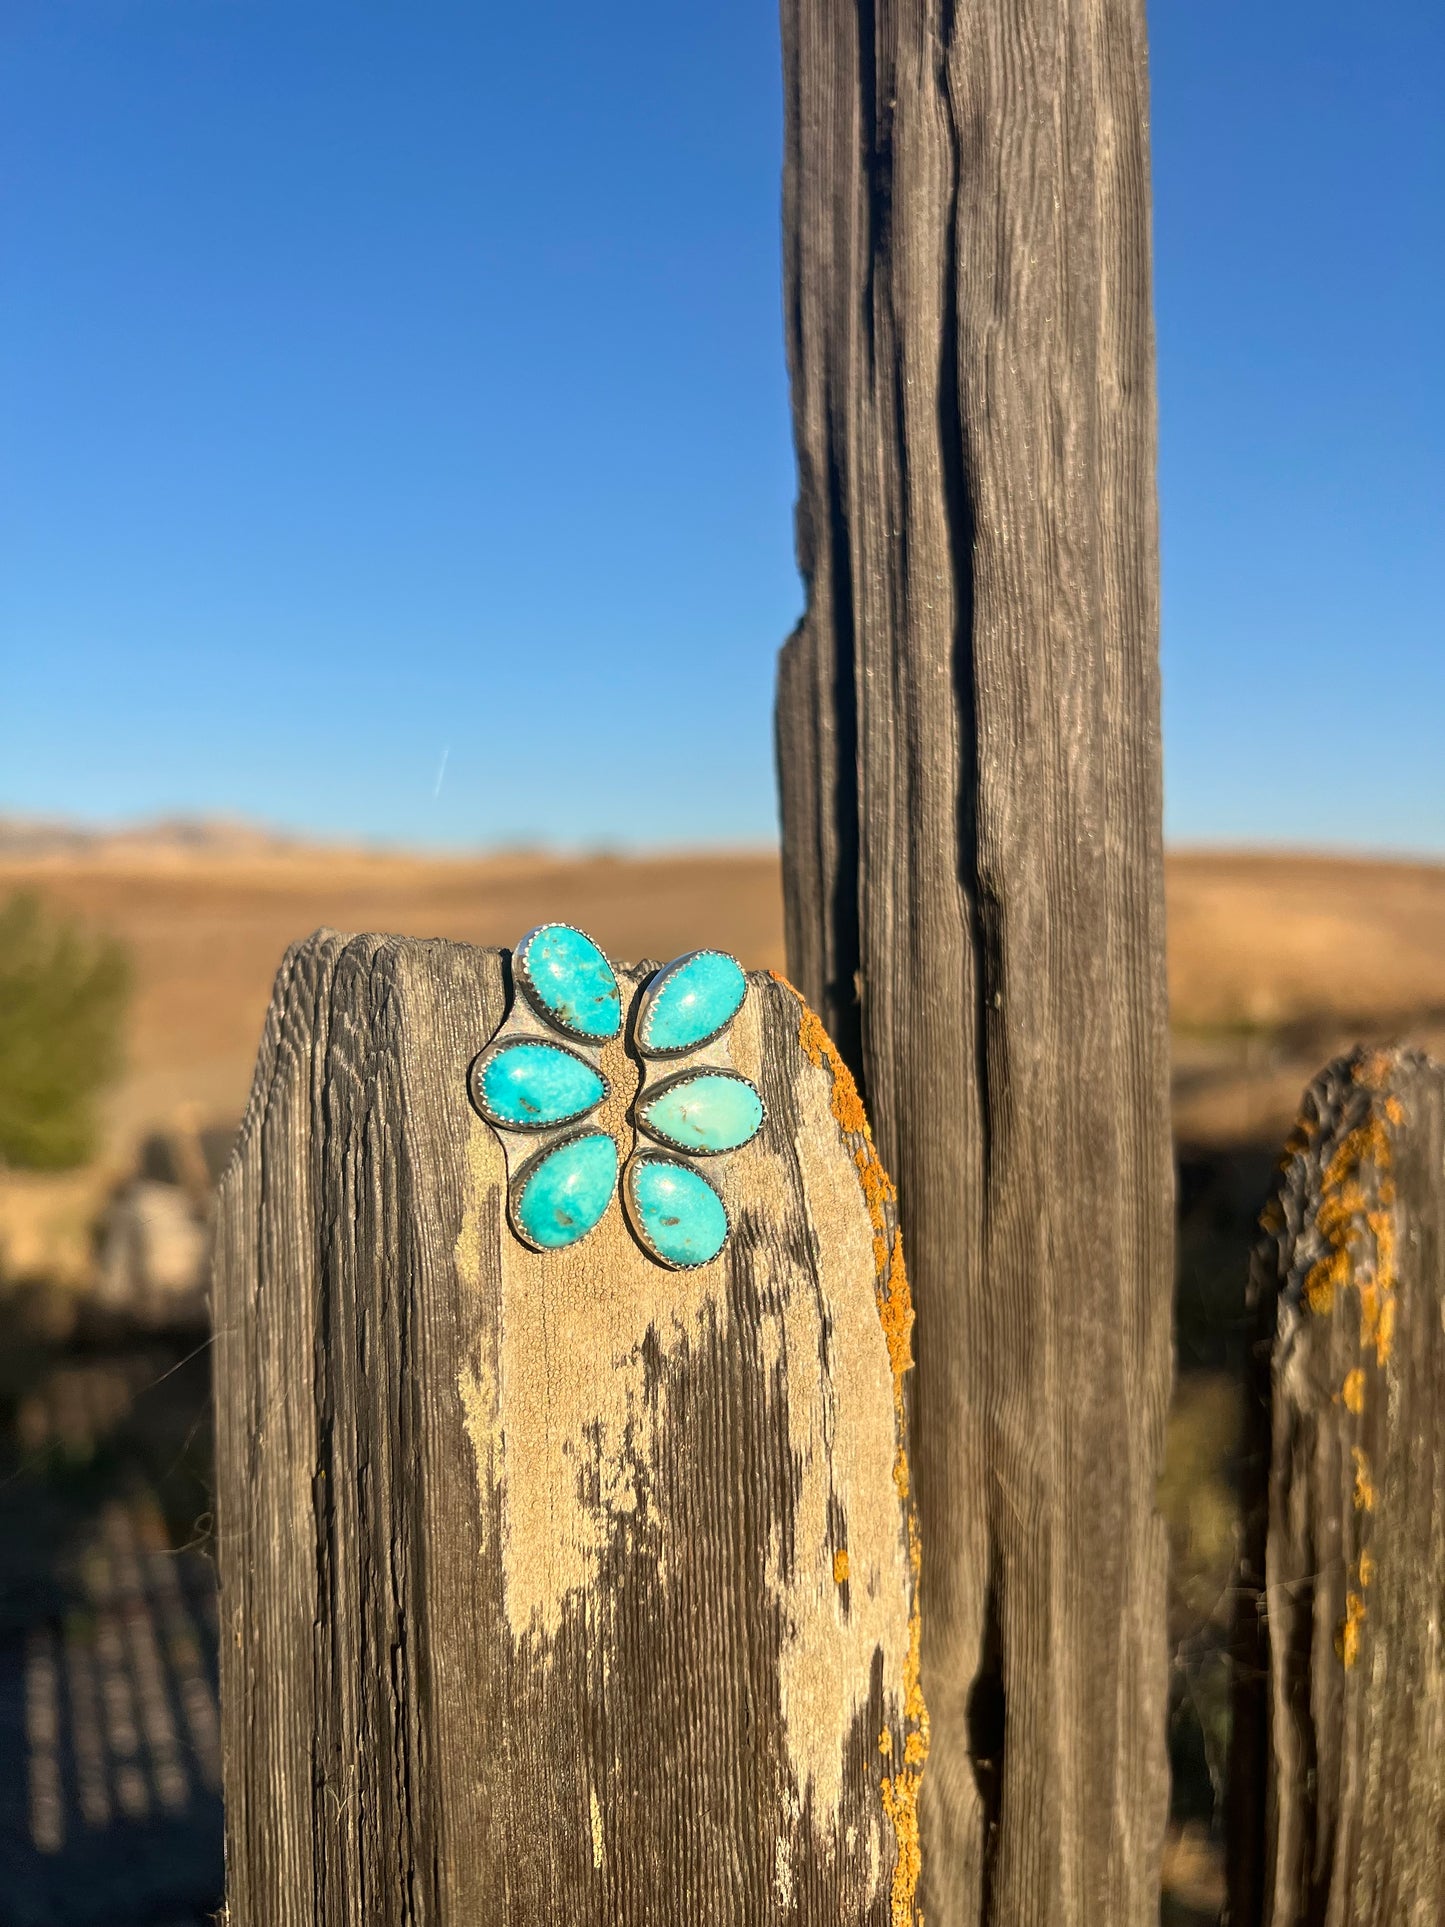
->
{"left": 1234, "top": 1047, "right": 1445, "bottom": 1925}
{"left": 775, "top": 0, "right": 1173, "bottom": 1920}
{"left": 214, "top": 930, "right": 927, "bottom": 1922}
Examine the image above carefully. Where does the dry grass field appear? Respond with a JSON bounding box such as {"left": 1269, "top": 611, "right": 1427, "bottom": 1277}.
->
{"left": 1, "top": 829, "right": 1441, "bottom": 1923}
{"left": 4, "top": 835, "right": 1443, "bottom": 1298}
{"left": 1167, "top": 849, "right": 1445, "bottom": 1148}
{"left": 3, "top": 834, "right": 1443, "bottom": 1162}
{"left": 0, "top": 841, "right": 786, "bottom": 1153}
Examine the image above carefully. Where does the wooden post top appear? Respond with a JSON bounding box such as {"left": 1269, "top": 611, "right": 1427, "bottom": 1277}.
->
{"left": 214, "top": 929, "right": 925, "bottom": 1926}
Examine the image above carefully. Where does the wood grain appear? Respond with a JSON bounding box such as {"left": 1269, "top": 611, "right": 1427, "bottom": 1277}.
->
{"left": 1235, "top": 1048, "right": 1445, "bottom": 1926}
{"left": 775, "top": 0, "right": 1173, "bottom": 1920}
{"left": 213, "top": 932, "right": 925, "bottom": 1924}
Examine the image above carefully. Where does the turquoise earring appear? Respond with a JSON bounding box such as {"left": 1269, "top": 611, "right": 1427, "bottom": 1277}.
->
{"left": 637, "top": 1067, "right": 765, "bottom": 1156}
{"left": 469, "top": 922, "right": 619, "bottom": 1253}
{"left": 624, "top": 949, "right": 764, "bottom": 1269}
{"left": 513, "top": 922, "right": 623, "bottom": 1042}
{"left": 622, "top": 1152, "right": 732, "bottom": 1271}
{"left": 510, "top": 1129, "right": 618, "bottom": 1253}
{"left": 471, "top": 1038, "right": 608, "bottom": 1133}
{"left": 634, "top": 949, "right": 747, "bottom": 1055}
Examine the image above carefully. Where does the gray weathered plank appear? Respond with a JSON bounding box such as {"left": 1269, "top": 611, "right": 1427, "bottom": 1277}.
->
{"left": 214, "top": 932, "right": 927, "bottom": 1924}
{"left": 1237, "top": 1047, "right": 1445, "bottom": 1926}
{"left": 775, "top": 0, "right": 1173, "bottom": 1920}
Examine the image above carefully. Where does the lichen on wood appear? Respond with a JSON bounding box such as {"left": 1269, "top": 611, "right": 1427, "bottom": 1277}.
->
{"left": 214, "top": 932, "right": 923, "bottom": 1924}
{"left": 1234, "top": 1046, "right": 1445, "bottom": 1926}
{"left": 777, "top": 971, "right": 929, "bottom": 1926}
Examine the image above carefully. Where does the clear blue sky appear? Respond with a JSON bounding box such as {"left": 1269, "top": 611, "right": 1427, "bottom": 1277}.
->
{"left": 3, "top": 2, "right": 1441, "bottom": 851}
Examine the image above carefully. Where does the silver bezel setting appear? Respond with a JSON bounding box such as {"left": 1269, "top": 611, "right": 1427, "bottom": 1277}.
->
{"left": 508, "top": 1127, "right": 617, "bottom": 1255}
{"left": 469, "top": 1035, "right": 611, "bottom": 1134}
{"left": 513, "top": 921, "right": 623, "bottom": 1045}
{"left": 635, "top": 1066, "right": 766, "bottom": 1156}
{"left": 622, "top": 1150, "right": 732, "bottom": 1271}
{"left": 634, "top": 949, "right": 747, "bottom": 1058}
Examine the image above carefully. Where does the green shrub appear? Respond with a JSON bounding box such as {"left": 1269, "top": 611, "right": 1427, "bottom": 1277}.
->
{"left": 0, "top": 891, "right": 131, "bottom": 1169}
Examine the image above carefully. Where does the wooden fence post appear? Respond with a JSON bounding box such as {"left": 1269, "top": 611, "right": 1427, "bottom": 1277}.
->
{"left": 775, "top": 0, "right": 1173, "bottom": 1922}
{"left": 213, "top": 931, "right": 926, "bottom": 1924}
{"left": 1235, "top": 1047, "right": 1445, "bottom": 1925}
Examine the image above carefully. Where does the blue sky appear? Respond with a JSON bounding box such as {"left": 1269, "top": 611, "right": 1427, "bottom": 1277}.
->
{"left": 2, "top": 1, "right": 1441, "bottom": 851}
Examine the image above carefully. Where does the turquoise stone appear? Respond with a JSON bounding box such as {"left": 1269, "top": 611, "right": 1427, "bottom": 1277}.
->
{"left": 638, "top": 950, "right": 746, "bottom": 1055}
{"left": 513, "top": 1132, "right": 617, "bottom": 1250}
{"left": 639, "top": 1070, "right": 764, "bottom": 1155}
{"left": 627, "top": 1156, "right": 729, "bottom": 1269}
{"left": 516, "top": 924, "right": 621, "bottom": 1041}
{"left": 475, "top": 1040, "right": 606, "bottom": 1131}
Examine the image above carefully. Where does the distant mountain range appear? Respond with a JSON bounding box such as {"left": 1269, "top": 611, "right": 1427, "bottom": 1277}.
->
{"left": 0, "top": 815, "right": 323, "bottom": 859}
{"left": 0, "top": 815, "right": 590, "bottom": 868}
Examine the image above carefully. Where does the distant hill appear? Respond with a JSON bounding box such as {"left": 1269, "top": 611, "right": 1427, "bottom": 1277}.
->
{"left": 0, "top": 814, "right": 316, "bottom": 860}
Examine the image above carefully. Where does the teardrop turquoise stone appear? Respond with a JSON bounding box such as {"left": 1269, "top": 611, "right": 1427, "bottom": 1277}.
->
{"left": 476, "top": 1040, "right": 606, "bottom": 1130}
{"left": 640, "top": 1071, "right": 763, "bottom": 1155}
{"left": 514, "top": 1133, "right": 617, "bottom": 1250}
{"left": 627, "top": 1157, "right": 729, "bottom": 1268}
{"left": 516, "top": 924, "right": 622, "bottom": 1040}
{"left": 638, "top": 951, "right": 746, "bottom": 1055}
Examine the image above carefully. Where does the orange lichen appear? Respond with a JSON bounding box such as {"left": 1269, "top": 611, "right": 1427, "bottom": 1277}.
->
{"left": 771, "top": 974, "right": 918, "bottom": 1410}
{"left": 1296, "top": 1071, "right": 1399, "bottom": 1368}
{"left": 1336, "top": 1591, "right": 1367, "bottom": 1669}
{"left": 833, "top": 1548, "right": 851, "bottom": 1586}
{"left": 879, "top": 1233, "right": 917, "bottom": 1388}
{"left": 881, "top": 1599, "right": 930, "bottom": 1925}
{"left": 1304, "top": 1247, "right": 1349, "bottom": 1315}
{"left": 1375, "top": 1295, "right": 1397, "bottom": 1364}
{"left": 772, "top": 971, "right": 929, "bottom": 1925}
{"left": 795, "top": 996, "right": 872, "bottom": 1138}
{"left": 1357, "top": 1050, "right": 1393, "bottom": 1089}
{"left": 1340, "top": 1369, "right": 1366, "bottom": 1415}
{"left": 1352, "top": 1445, "right": 1377, "bottom": 1513}
{"left": 1361, "top": 1201, "right": 1398, "bottom": 1365}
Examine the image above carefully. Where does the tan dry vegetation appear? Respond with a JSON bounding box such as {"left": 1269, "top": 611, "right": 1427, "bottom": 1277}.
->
{"left": 0, "top": 845, "right": 785, "bottom": 1152}
{"left": 1167, "top": 851, "right": 1445, "bottom": 1148}
{"left": 1, "top": 840, "right": 1443, "bottom": 1160}
{"left": 1167, "top": 849, "right": 1445, "bottom": 1030}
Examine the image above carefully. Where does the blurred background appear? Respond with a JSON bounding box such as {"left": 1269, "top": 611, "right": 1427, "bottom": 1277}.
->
{"left": 1, "top": 4, "right": 1441, "bottom": 1923}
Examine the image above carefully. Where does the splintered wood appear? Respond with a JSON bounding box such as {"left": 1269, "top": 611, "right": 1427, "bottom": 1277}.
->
{"left": 775, "top": 0, "right": 1173, "bottom": 1920}
{"left": 1237, "top": 1048, "right": 1445, "bottom": 1927}
{"left": 213, "top": 933, "right": 924, "bottom": 1925}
